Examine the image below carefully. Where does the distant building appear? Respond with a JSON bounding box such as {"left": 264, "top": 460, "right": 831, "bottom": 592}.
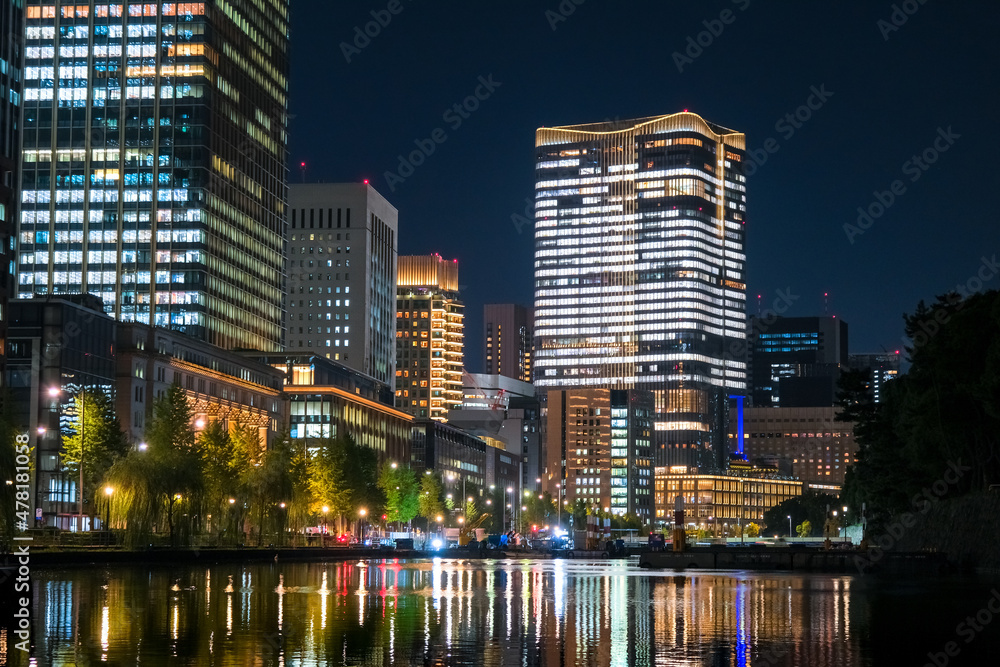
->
{"left": 483, "top": 304, "right": 533, "bottom": 382}
{"left": 285, "top": 183, "right": 398, "bottom": 385}
{"left": 255, "top": 352, "right": 411, "bottom": 465}
{"left": 733, "top": 405, "right": 857, "bottom": 488}
{"left": 0, "top": 0, "right": 23, "bottom": 380}
{"left": 396, "top": 254, "right": 464, "bottom": 421}
{"left": 5, "top": 296, "right": 117, "bottom": 530}
{"left": 654, "top": 465, "right": 804, "bottom": 530}
{"left": 450, "top": 372, "right": 542, "bottom": 493}
{"left": 116, "top": 324, "right": 284, "bottom": 446}
{"left": 848, "top": 352, "right": 900, "bottom": 403}
{"left": 749, "top": 316, "right": 848, "bottom": 407}
{"left": 544, "top": 388, "right": 654, "bottom": 520}
{"left": 532, "top": 112, "right": 749, "bottom": 471}
{"left": 411, "top": 419, "right": 487, "bottom": 492}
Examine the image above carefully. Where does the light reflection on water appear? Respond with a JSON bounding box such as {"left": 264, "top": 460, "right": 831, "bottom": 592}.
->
{"left": 16, "top": 558, "right": 998, "bottom": 666}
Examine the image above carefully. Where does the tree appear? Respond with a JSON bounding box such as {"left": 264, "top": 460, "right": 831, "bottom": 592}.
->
{"left": 841, "top": 290, "right": 1000, "bottom": 529}
{"left": 243, "top": 435, "right": 295, "bottom": 545}
{"left": 307, "top": 443, "right": 350, "bottom": 530}
{"left": 196, "top": 420, "right": 243, "bottom": 539}
{"left": 331, "top": 435, "right": 383, "bottom": 519}
{"left": 745, "top": 522, "right": 761, "bottom": 538}
{"left": 762, "top": 493, "right": 839, "bottom": 536}
{"left": 418, "top": 472, "right": 445, "bottom": 523}
{"left": 105, "top": 384, "right": 201, "bottom": 546}
{"left": 796, "top": 520, "right": 813, "bottom": 537}
{"left": 61, "top": 389, "right": 129, "bottom": 519}
{"left": 378, "top": 464, "right": 418, "bottom": 528}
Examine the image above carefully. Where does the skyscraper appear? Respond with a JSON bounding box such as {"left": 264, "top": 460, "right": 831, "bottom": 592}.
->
{"left": 17, "top": 0, "right": 290, "bottom": 351}
{"left": 285, "top": 182, "right": 398, "bottom": 385}
{"left": 395, "top": 254, "right": 463, "bottom": 421}
{"left": 482, "top": 303, "right": 532, "bottom": 382}
{"left": 748, "top": 315, "right": 848, "bottom": 407}
{"left": 533, "top": 112, "right": 747, "bottom": 472}
{"left": 0, "top": 0, "right": 24, "bottom": 375}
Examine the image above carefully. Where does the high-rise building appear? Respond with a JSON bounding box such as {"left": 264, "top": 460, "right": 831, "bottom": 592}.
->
{"left": 544, "top": 387, "right": 654, "bottom": 520}
{"left": 483, "top": 303, "right": 532, "bottom": 382}
{"left": 396, "top": 254, "right": 463, "bottom": 420}
{"left": 17, "top": 0, "right": 290, "bottom": 351}
{"left": 533, "top": 112, "right": 748, "bottom": 472}
{"left": 0, "top": 0, "right": 24, "bottom": 376}
{"left": 848, "top": 351, "right": 900, "bottom": 403}
{"left": 748, "top": 316, "right": 848, "bottom": 407}
{"left": 285, "top": 183, "right": 398, "bottom": 385}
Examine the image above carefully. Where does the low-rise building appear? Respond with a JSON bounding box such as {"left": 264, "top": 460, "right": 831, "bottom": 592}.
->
{"left": 654, "top": 464, "right": 804, "bottom": 531}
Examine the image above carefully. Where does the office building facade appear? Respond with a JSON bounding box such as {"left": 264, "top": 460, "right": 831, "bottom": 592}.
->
{"left": 533, "top": 112, "right": 748, "bottom": 472}
{"left": 735, "top": 405, "right": 857, "bottom": 488}
{"left": 286, "top": 183, "right": 398, "bottom": 384}
{"left": 17, "top": 0, "right": 290, "bottom": 351}
{"left": 0, "top": 0, "right": 24, "bottom": 376}
{"left": 395, "top": 254, "right": 463, "bottom": 421}
{"left": 544, "top": 387, "right": 654, "bottom": 520}
{"left": 483, "top": 303, "right": 532, "bottom": 382}
{"left": 748, "top": 316, "right": 848, "bottom": 407}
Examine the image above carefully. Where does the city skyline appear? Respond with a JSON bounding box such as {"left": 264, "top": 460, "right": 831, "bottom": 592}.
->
{"left": 287, "top": 1, "right": 999, "bottom": 361}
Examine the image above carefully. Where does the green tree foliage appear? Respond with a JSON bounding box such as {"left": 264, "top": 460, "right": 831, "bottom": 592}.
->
{"left": 60, "top": 389, "right": 129, "bottom": 516}
{"left": 378, "top": 464, "right": 418, "bottom": 527}
{"left": 840, "top": 290, "right": 1000, "bottom": 527}
{"left": 523, "top": 491, "right": 557, "bottom": 529}
{"left": 307, "top": 443, "right": 350, "bottom": 524}
{"left": 796, "top": 520, "right": 813, "bottom": 537}
{"left": 243, "top": 435, "right": 295, "bottom": 545}
{"left": 105, "top": 384, "right": 201, "bottom": 546}
{"left": 418, "top": 472, "right": 445, "bottom": 522}
{"left": 762, "top": 493, "right": 839, "bottom": 536}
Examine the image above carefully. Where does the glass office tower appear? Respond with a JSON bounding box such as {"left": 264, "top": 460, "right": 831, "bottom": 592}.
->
{"left": 17, "top": 1, "right": 289, "bottom": 351}
{"left": 1, "top": 0, "right": 25, "bottom": 374}
{"left": 533, "top": 112, "right": 747, "bottom": 470}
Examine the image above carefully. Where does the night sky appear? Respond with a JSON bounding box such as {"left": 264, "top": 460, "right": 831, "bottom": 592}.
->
{"left": 288, "top": 0, "right": 999, "bottom": 370}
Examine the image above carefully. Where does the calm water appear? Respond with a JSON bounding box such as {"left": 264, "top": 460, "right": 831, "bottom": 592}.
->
{"left": 6, "top": 558, "right": 1000, "bottom": 666}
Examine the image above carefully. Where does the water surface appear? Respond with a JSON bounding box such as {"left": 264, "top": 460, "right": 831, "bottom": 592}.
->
{"left": 11, "top": 558, "right": 1000, "bottom": 665}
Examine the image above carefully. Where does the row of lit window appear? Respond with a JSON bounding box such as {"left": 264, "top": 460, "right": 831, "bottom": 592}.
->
{"left": 26, "top": 4, "right": 205, "bottom": 20}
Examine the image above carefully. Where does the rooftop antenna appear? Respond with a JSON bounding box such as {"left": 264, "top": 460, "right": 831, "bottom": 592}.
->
{"left": 823, "top": 292, "right": 829, "bottom": 316}
{"left": 756, "top": 294, "right": 761, "bottom": 316}
{"left": 299, "top": 161, "right": 307, "bottom": 183}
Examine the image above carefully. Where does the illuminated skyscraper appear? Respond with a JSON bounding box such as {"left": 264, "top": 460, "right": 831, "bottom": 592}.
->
{"left": 0, "top": 0, "right": 24, "bottom": 375}
{"left": 285, "top": 183, "right": 398, "bottom": 385}
{"left": 533, "top": 112, "right": 748, "bottom": 471}
{"left": 396, "top": 254, "right": 463, "bottom": 421}
{"left": 16, "top": 1, "right": 290, "bottom": 351}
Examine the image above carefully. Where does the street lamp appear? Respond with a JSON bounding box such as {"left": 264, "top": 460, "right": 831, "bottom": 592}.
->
{"left": 788, "top": 515, "right": 792, "bottom": 537}
{"left": 322, "top": 505, "right": 329, "bottom": 538}
{"left": 359, "top": 508, "right": 367, "bottom": 545}
{"left": 506, "top": 487, "right": 514, "bottom": 532}
{"left": 104, "top": 486, "right": 113, "bottom": 532}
